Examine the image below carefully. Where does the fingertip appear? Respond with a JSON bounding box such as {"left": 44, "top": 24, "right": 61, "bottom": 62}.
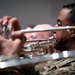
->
{"left": 3, "top": 16, "right": 11, "bottom": 20}
{"left": 9, "top": 18, "right": 21, "bottom": 30}
{"left": 14, "top": 39, "right": 21, "bottom": 45}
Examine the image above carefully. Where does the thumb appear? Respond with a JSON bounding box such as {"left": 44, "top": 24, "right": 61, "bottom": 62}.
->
{"left": 13, "top": 39, "right": 22, "bottom": 55}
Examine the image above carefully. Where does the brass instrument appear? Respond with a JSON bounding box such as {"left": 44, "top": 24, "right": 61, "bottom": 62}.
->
{"left": 22, "top": 36, "right": 55, "bottom": 58}
{"left": 0, "top": 25, "right": 75, "bottom": 68}
{"left": 19, "top": 26, "right": 75, "bottom": 58}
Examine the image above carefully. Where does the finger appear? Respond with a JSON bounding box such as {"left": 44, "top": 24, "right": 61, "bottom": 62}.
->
{"left": 0, "top": 19, "right": 3, "bottom": 24}
{"left": 12, "top": 31, "right": 26, "bottom": 39}
{"left": 12, "top": 31, "right": 26, "bottom": 44}
{"left": 0, "top": 16, "right": 11, "bottom": 26}
{"left": 2, "top": 16, "right": 11, "bottom": 26}
{"left": 0, "top": 19, "right": 3, "bottom": 30}
{"left": 14, "top": 39, "right": 22, "bottom": 55}
{"left": 2, "top": 16, "right": 11, "bottom": 20}
{"left": 2, "top": 19, "right": 8, "bottom": 26}
{"left": 8, "top": 17, "right": 21, "bottom": 30}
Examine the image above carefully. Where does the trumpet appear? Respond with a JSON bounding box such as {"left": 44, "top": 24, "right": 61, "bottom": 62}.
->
{"left": 15, "top": 26, "right": 75, "bottom": 58}
{"left": 21, "top": 36, "right": 55, "bottom": 58}
{"left": 0, "top": 25, "right": 75, "bottom": 68}
{"left": 0, "top": 25, "right": 75, "bottom": 58}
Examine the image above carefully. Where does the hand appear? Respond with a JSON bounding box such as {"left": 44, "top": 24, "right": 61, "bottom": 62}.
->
{"left": 0, "top": 16, "right": 26, "bottom": 56}
{"left": 0, "top": 35, "right": 22, "bottom": 56}
{"left": 0, "top": 16, "right": 21, "bottom": 30}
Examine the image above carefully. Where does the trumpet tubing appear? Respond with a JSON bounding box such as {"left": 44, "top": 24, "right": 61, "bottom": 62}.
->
{"left": 19, "top": 26, "right": 75, "bottom": 33}
{"left": 0, "top": 25, "right": 75, "bottom": 68}
{"left": 26, "top": 36, "right": 54, "bottom": 42}
{"left": 22, "top": 41, "right": 55, "bottom": 58}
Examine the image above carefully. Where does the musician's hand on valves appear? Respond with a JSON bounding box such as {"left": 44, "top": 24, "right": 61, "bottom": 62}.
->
{"left": 0, "top": 16, "right": 26, "bottom": 57}
{"left": 0, "top": 32, "right": 26, "bottom": 57}
{"left": 0, "top": 36, "right": 18, "bottom": 56}
{"left": 0, "top": 16, "right": 21, "bottom": 30}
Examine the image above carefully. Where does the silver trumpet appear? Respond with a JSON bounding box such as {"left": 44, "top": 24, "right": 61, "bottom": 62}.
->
{"left": 22, "top": 36, "right": 55, "bottom": 58}
{"left": 0, "top": 24, "right": 13, "bottom": 40}
{"left": 0, "top": 25, "right": 75, "bottom": 68}
{"left": 1, "top": 25, "right": 75, "bottom": 58}
{"left": 19, "top": 26, "right": 75, "bottom": 58}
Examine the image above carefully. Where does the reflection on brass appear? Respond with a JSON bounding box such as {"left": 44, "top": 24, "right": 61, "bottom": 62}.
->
{"left": 22, "top": 36, "right": 55, "bottom": 58}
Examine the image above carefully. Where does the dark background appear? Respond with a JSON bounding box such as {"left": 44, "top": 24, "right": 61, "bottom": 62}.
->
{"left": 0, "top": 0, "right": 74, "bottom": 28}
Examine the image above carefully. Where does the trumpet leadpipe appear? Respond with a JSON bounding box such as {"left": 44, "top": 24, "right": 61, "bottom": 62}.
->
{"left": 18, "top": 26, "right": 75, "bottom": 33}
{"left": 26, "top": 36, "right": 54, "bottom": 42}
{"left": 24, "top": 41, "right": 53, "bottom": 48}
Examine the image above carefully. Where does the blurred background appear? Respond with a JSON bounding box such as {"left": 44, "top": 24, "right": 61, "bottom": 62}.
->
{"left": 0, "top": 0, "right": 74, "bottom": 28}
